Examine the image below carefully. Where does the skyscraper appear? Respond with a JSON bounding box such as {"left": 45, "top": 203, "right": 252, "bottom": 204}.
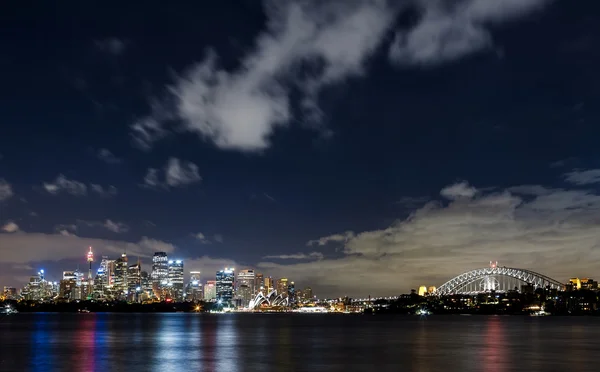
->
{"left": 186, "top": 271, "right": 203, "bottom": 301}
{"left": 94, "top": 256, "right": 113, "bottom": 298}
{"left": 128, "top": 263, "right": 142, "bottom": 301}
{"left": 168, "top": 260, "right": 184, "bottom": 301}
{"left": 114, "top": 253, "right": 128, "bottom": 297}
{"left": 86, "top": 246, "right": 94, "bottom": 298}
{"left": 204, "top": 281, "right": 216, "bottom": 301}
{"left": 287, "top": 281, "right": 296, "bottom": 306}
{"left": 264, "top": 276, "right": 274, "bottom": 293}
{"left": 277, "top": 278, "right": 288, "bottom": 298}
{"left": 254, "top": 273, "right": 264, "bottom": 294}
{"left": 236, "top": 269, "right": 255, "bottom": 307}
{"left": 216, "top": 268, "right": 235, "bottom": 304}
{"left": 151, "top": 252, "right": 168, "bottom": 298}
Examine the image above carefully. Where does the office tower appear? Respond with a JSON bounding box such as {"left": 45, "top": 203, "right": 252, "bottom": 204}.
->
{"left": 264, "top": 276, "right": 274, "bottom": 293}
{"left": 277, "top": 278, "right": 288, "bottom": 297}
{"left": 94, "top": 256, "right": 112, "bottom": 298}
{"left": 2, "top": 287, "right": 17, "bottom": 300}
{"left": 216, "top": 268, "right": 235, "bottom": 304}
{"left": 151, "top": 252, "right": 169, "bottom": 298}
{"left": 186, "top": 271, "right": 203, "bottom": 301}
{"left": 128, "top": 263, "right": 142, "bottom": 301}
{"left": 254, "top": 273, "right": 264, "bottom": 294}
{"left": 303, "top": 287, "right": 313, "bottom": 301}
{"left": 140, "top": 271, "right": 151, "bottom": 299}
{"left": 287, "top": 281, "right": 296, "bottom": 306}
{"left": 114, "top": 253, "right": 129, "bottom": 296}
{"left": 59, "top": 278, "right": 77, "bottom": 299}
{"left": 204, "top": 281, "right": 217, "bottom": 301}
{"left": 236, "top": 269, "right": 255, "bottom": 307}
{"left": 168, "top": 260, "right": 184, "bottom": 301}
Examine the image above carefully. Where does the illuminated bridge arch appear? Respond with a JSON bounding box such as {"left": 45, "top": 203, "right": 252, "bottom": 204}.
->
{"left": 435, "top": 266, "right": 564, "bottom": 296}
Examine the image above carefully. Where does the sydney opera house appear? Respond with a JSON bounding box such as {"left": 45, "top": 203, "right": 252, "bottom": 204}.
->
{"left": 248, "top": 290, "right": 289, "bottom": 310}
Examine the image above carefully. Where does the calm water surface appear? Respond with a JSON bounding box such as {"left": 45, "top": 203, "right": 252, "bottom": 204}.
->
{"left": 0, "top": 313, "right": 598, "bottom": 371}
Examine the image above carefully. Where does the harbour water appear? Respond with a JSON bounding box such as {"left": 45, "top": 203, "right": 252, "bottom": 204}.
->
{"left": 0, "top": 313, "right": 598, "bottom": 371}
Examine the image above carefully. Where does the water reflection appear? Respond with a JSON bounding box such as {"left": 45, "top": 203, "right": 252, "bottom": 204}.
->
{"left": 481, "top": 317, "right": 507, "bottom": 372}
{"left": 215, "top": 316, "right": 239, "bottom": 370}
{"left": 31, "top": 314, "right": 52, "bottom": 372}
{"left": 74, "top": 315, "right": 96, "bottom": 372}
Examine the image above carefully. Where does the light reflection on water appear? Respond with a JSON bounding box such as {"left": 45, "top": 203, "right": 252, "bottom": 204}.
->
{"left": 1, "top": 314, "right": 600, "bottom": 371}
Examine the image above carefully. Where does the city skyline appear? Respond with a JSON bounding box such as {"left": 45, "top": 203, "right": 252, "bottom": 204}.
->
{"left": 2, "top": 0, "right": 600, "bottom": 297}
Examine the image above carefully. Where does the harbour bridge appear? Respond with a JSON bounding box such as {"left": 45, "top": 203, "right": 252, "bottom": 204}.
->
{"left": 435, "top": 262, "right": 564, "bottom": 296}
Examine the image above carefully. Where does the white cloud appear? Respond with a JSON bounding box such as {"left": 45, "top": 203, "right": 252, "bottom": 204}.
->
{"left": 95, "top": 38, "right": 127, "bottom": 55}
{"left": 43, "top": 174, "right": 117, "bottom": 197}
{"left": 142, "top": 158, "right": 202, "bottom": 189}
{"left": 1, "top": 222, "right": 19, "bottom": 233}
{"left": 258, "top": 180, "right": 600, "bottom": 297}
{"left": 564, "top": 169, "right": 600, "bottom": 185}
{"left": 134, "top": 0, "right": 397, "bottom": 152}
{"left": 193, "top": 232, "right": 210, "bottom": 244}
{"left": 307, "top": 231, "right": 354, "bottom": 246}
{"left": 389, "top": 0, "right": 551, "bottom": 65}
{"left": 213, "top": 234, "right": 224, "bottom": 243}
{"left": 103, "top": 219, "right": 129, "bottom": 234}
{"left": 58, "top": 229, "right": 76, "bottom": 237}
{"left": 91, "top": 184, "right": 118, "bottom": 197}
{"left": 0, "top": 233, "right": 175, "bottom": 263}
{"left": 43, "top": 175, "right": 87, "bottom": 196}
{"left": 97, "top": 148, "right": 122, "bottom": 164}
{"left": 0, "top": 179, "right": 13, "bottom": 201}
{"left": 440, "top": 181, "right": 477, "bottom": 200}
{"left": 263, "top": 252, "right": 324, "bottom": 260}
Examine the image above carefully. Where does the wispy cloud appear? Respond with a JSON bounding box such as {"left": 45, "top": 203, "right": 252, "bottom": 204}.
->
{"left": 0, "top": 179, "right": 13, "bottom": 201}
{"left": 142, "top": 158, "right": 202, "bottom": 189}
{"left": 389, "top": 0, "right": 551, "bottom": 65}
{"left": 263, "top": 252, "right": 324, "bottom": 260}
{"left": 43, "top": 174, "right": 117, "bottom": 197}
{"left": 564, "top": 169, "right": 600, "bottom": 185}
{"left": 97, "top": 148, "right": 122, "bottom": 164}
{"left": 132, "top": 0, "right": 397, "bottom": 152}
{"left": 192, "top": 232, "right": 211, "bottom": 244}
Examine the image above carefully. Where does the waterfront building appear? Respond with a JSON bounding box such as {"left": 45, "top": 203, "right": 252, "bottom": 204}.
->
{"left": 204, "top": 280, "right": 216, "bottom": 301}
{"left": 167, "top": 260, "right": 184, "bottom": 301}
{"left": 94, "top": 256, "right": 113, "bottom": 298}
{"left": 151, "top": 252, "right": 169, "bottom": 298}
{"left": 418, "top": 286, "right": 428, "bottom": 296}
{"left": 216, "top": 268, "right": 235, "bottom": 304}
{"left": 236, "top": 269, "right": 255, "bottom": 307}
{"left": 59, "top": 279, "right": 77, "bottom": 299}
{"left": 140, "top": 271, "right": 152, "bottom": 299}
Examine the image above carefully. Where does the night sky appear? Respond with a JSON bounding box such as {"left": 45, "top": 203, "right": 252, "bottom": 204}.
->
{"left": 1, "top": 0, "right": 600, "bottom": 297}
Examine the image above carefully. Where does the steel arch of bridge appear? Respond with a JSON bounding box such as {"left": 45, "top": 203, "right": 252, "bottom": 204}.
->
{"left": 435, "top": 266, "right": 564, "bottom": 295}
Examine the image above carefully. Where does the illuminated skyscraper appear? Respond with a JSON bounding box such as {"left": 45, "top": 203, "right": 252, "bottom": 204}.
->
{"left": 204, "top": 281, "right": 216, "bottom": 301}
{"left": 264, "top": 276, "right": 274, "bottom": 293}
{"left": 216, "top": 268, "right": 235, "bottom": 304}
{"left": 128, "top": 263, "right": 142, "bottom": 301}
{"left": 114, "top": 253, "right": 128, "bottom": 297}
{"left": 186, "top": 271, "right": 202, "bottom": 301}
{"left": 254, "top": 273, "right": 264, "bottom": 294}
{"left": 168, "top": 260, "right": 184, "bottom": 301}
{"left": 236, "top": 269, "right": 255, "bottom": 307}
{"left": 303, "top": 287, "right": 313, "bottom": 301}
{"left": 418, "top": 286, "right": 428, "bottom": 296}
{"left": 287, "top": 281, "right": 296, "bottom": 306}
{"left": 277, "top": 278, "right": 288, "bottom": 298}
{"left": 151, "top": 252, "right": 169, "bottom": 298}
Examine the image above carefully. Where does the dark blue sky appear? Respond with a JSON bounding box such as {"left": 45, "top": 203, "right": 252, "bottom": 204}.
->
{"left": 1, "top": 0, "right": 600, "bottom": 296}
